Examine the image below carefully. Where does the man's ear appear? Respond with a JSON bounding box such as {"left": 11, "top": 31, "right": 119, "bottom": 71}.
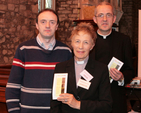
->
{"left": 55, "top": 24, "right": 59, "bottom": 30}
{"left": 93, "top": 16, "right": 97, "bottom": 24}
{"left": 36, "top": 23, "right": 39, "bottom": 30}
{"left": 113, "top": 15, "right": 117, "bottom": 23}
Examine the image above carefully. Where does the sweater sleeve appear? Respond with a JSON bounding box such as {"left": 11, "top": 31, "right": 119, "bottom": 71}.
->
{"left": 5, "top": 46, "right": 25, "bottom": 113}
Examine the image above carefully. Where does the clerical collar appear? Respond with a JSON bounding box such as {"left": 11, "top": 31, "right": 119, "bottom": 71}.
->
{"left": 77, "top": 61, "right": 84, "bottom": 64}
{"left": 75, "top": 56, "right": 89, "bottom": 64}
{"left": 97, "top": 29, "right": 112, "bottom": 39}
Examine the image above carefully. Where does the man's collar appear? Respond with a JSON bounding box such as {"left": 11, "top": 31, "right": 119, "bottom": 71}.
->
{"left": 97, "top": 29, "right": 112, "bottom": 39}
{"left": 36, "top": 35, "right": 56, "bottom": 50}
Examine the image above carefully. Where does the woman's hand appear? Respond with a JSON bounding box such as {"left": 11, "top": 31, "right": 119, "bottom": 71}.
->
{"left": 57, "top": 93, "right": 80, "bottom": 110}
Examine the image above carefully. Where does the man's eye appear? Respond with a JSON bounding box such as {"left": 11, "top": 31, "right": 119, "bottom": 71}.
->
{"left": 98, "top": 14, "right": 104, "bottom": 17}
{"left": 41, "top": 21, "right": 45, "bottom": 23}
{"left": 107, "top": 13, "right": 113, "bottom": 17}
{"left": 84, "top": 42, "right": 88, "bottom": 44}
{"left": 50, "top": 21, "right": 55, "bottom": 24}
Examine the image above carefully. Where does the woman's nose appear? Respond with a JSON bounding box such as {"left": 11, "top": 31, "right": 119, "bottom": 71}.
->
{"left": 78, "top": 42, "right": 83, "bottom": 49}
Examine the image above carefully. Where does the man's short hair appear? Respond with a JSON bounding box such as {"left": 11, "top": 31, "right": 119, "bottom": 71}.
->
{"left": 36, "top": 8, "right": 59, "bottom": 24}
{"left": 94, "top": 1, "right": 117, "bottom": 16}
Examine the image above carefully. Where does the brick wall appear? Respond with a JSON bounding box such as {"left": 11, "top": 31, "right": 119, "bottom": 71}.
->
{"left": 132, "top": 0, "right": 141, "bottom": 55}
{"left": 119, "top": 0, "right": 141, "bottom": 56}
{"left": 119, "top": 0, "right": 133, "bottom": 39}
{"left": 0, "top": 0, "right": 140, "bottom": 64}
{"left": 56, "top": 0, "right": 78, "bottom": 47}
{"left": 0, "top": 0, "right": 38, "bottom": 64}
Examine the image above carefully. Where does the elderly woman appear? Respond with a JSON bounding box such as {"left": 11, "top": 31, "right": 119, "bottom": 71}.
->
{"left": 51, "top": 22, "right": 112, "bottom": 113}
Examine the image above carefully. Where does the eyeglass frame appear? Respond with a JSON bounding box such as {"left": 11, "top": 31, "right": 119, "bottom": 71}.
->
{"left": 95, "top": 13, "right": 114, "bottom": 18}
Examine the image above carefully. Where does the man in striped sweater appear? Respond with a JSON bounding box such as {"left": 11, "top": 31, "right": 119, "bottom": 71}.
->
{"left": 5, "top": 9, "right": 72, "bottom": 113}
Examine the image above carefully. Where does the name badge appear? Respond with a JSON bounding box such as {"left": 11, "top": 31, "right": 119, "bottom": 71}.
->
{"left": 77, "top": 79, "right": 91, "bottom": 90}
{"left": 80, "top": 70, "right": 93, "bottom": 81}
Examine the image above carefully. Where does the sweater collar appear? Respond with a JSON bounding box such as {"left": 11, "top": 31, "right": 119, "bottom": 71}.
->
{"left": 36, "top": 35, "right": 56, "bottom": 50}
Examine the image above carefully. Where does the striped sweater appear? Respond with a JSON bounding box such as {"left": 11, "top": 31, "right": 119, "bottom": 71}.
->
{"left": 5, "top": 38, "right": 72, "bottom": 113}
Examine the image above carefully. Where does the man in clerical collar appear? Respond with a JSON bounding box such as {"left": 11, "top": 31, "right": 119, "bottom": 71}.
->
{"left": 90, "top": 1, "right": 134, "bottom": 113}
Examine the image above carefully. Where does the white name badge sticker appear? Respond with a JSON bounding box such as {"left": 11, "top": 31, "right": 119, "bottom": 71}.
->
{"left": 77, "top": 79, "right": 91, "bottom": 90}
{"left": 80, "top": 70, "right": 93, "bottom": 81}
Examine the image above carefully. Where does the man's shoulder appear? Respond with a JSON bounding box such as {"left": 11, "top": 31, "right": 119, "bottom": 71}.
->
{"left": 18, "top": 38, "right": 36, "bottom": 47}
{"left": 56, "top": 58, "right": 72, "bottom": 67}
{"left": 55, "top": 40, "right": 72, "bottom": 53}
{"left": 56, "top": 40, "right": 69, "bottom": 47}
{"left": 89, "top": 58, "right": 107, "bottom": 69}
{"left": 112, "top": 30, "right": 130, "bottom": 39}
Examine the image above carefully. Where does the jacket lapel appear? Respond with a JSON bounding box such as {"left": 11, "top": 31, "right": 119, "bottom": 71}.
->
{"left": 90, "top": 47, "right": 96, "bottom": 60}
{"left": 66, "top": 58, "right": 77, "bottom": 96}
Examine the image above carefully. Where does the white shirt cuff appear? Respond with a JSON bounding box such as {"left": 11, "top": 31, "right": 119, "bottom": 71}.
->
{"left": 110, "top": 78, "right": 124, "bottom": 86}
